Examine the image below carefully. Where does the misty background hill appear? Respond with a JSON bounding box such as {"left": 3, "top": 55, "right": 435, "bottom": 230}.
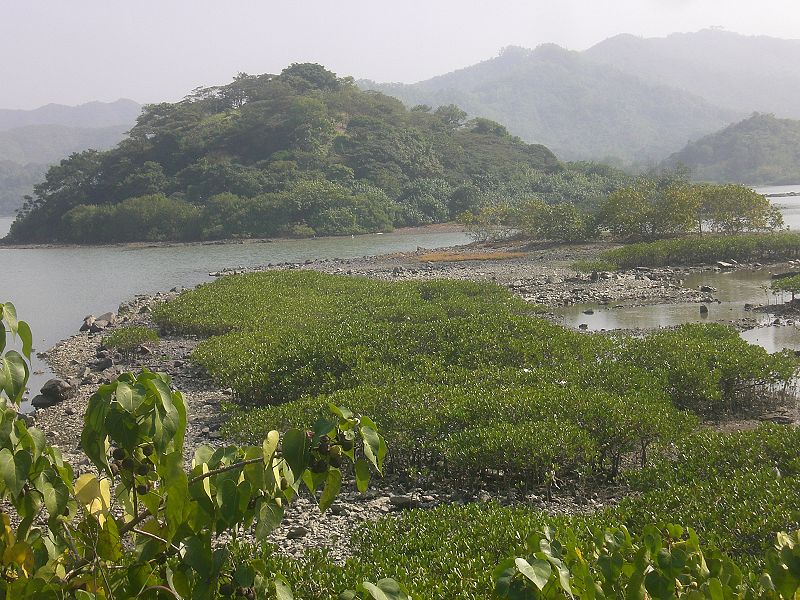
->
{"left": 360, "top": 44, "right": 739, "bottom": 165}
{"left": 585, "top": 29, "right": 800, "bottom": 118}
{"left": 663, "top": 113, "right": 800, "bottom": 185}
{"left": 361, "top": 30, "right": 800, "bottom": 173}
{"left": 0, "top": 99, "right": 141, "bottom": 131}
{"left": 0, "top": 99, "right": 140, "bottom": 215}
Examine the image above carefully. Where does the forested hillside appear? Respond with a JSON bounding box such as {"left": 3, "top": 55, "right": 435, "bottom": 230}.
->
{"left": 5, "top": 64, "right": 589, "bottom": 244}
{"left": 586, "top": 29, "right": 800, "bottom": 118}
{"left": 360, "top": 45, "right": 737, "bottom": 164}
{"left": 663, "top": 113, "right": 800, "bottom": 184}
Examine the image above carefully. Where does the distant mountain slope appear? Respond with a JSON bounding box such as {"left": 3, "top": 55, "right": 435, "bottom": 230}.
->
{"left": 360, "top": 45, "right": 738, "bottom": 164}
{"left": 0, "top": 124, "right": 131, "bottom": 165}
{"left": 0, "top": 100, "right": 140, "bottom": 215}
{"left": 663, "top": 113, "right": 800, "bottom": 185}
{"left": 0, "top": 99, "right": 141, "bottom": 131}
{"left": 585, "top": 30, "right": 800, "bottom": 118}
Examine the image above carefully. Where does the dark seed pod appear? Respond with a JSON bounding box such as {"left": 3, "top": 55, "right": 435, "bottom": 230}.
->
{"left": 110, "top": 463, "right": 120, "bottom": 476}
{"left": 338, "top": 433, "right": 354, "bottom": 451}
{"left": 310, "top": 458, "right": 328, "bottom": 474}
{"left": 141, "top": 444, "right": 154, "bottom": 457}
{"left": 112, "top": 448, "right": 127, "bottom": 461}
{"left": 136, "top": 464, "right": 150, "bottom": 476}
{"left": 136, "top": 483, "right": 149, "bottom": 495}
{"left": 121, "top": 457, "right": 135, "bottom": 471}
{"left": 219, "top": 583, "right": 234, "bottom": 596}
{"left": 329, "top": 454, "right": 342, "bottom": 469}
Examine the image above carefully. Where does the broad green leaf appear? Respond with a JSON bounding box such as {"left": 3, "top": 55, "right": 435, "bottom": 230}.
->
{"left": 361, "top": 579, "right": 409, "bottom": 600}
{"left": 115, "top": 381, "right": 144, "bottom": 413}
{"left": 354, "top": 458, "right": 371, "bottom": 493}
{"left": 255, "top": 499, "right": 284, "bottom": 539}
{"left": 274, "top": 574, "right": 294, "bottom": 600}
{"left": 360, "top": 418, "right": 386, "bottom": 473}
{"left": 81, "top": 391, "right": 111, "bottom": 473}
{"left": 2, "top": 303, "right": 18, "bottom": 337}
{"left": 515, "top": 557, "right": 551, "bottom": 591}
{"left": 0, "top": 447, "right": 31, "bottom": 498}
{"left": 282, "top": 429, "right": 309, "bottom": 479}
{"left": 3, "top": 352, "right": 29, "bottom": 403}
{"left": 39, "top": 469, "right": 70, "bottom": 519}
{"left": 263, "top": 430, "right": 280, "bottom": 464}
{"left": 319, "top": 467, "right": 341, "bottom": 512}
{"left": 16, "top": 321, "right": 32, "bottom": 360}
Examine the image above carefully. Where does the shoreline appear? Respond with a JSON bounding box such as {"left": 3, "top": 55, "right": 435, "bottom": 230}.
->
{"left": 0, "top": 222, "right": 467, "bottom": 250}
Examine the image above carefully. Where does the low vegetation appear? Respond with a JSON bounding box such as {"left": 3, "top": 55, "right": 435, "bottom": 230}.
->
{"left": 148, "top": 270, "right": 800, "bottom": 597}
{"left": 102, "top": 325, "right": 160, "bottom": 355}
{"left": 461, "top": 175, "right": 783, "bottom": 244}
{"left": 417, "top": 250, "right": 526, "bottom": 262}
{"left": 596, "top": 231, "right": 800, "bottom": 269}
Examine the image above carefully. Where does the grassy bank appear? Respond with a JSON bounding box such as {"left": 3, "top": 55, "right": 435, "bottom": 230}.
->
{"left": 594, "top": 231, "right": 800, "bottom": 269}
{"left": 152, "top": 271, "right": 799, "bottom": 598}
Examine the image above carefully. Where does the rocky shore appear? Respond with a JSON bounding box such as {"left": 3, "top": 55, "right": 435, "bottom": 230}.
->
{"left": 25, "top": 239, "right": 798, "bottom": 560}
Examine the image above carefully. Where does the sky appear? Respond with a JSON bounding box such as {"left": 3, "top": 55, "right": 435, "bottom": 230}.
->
{"left": 1, "top": 0, "right": 799, "bottom": 109}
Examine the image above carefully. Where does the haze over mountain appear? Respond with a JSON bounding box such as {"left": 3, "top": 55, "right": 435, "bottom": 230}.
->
{"left": 663, "top": 113, "right": 800, "bottom": 185}
{"left": 0, "top": 99, "right": 140, "bottom": 215}
{"left": 0, "top": 99, "right": 140, "bottom": 132}
{"left": 360, "top": 44, "right": 739, "bottom": 164}
{"left": 585, "top": 29, "right": 800, "bottom": 119}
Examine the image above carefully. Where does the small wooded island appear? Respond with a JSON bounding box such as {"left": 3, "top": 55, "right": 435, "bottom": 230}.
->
{"left": 5, "top": 64, "right": 567, "bottom": 243}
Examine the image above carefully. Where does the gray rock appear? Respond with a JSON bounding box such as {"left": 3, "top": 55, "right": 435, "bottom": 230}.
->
{"left": 89, "top": 320, "right": 110, "bottom": 333}
{"left": 389, "top": 495, "right": 419, "bottom": 510}
{"left": 286, "top": 526, "right": 309, "bottom": 539}
{"left": 40, "top": 378, "right": 72, "bottom": 403}
{"left": 97, "top": 312, "right": 118, "bottom": 325}
{"left": 79, "top": 315, "right": 95, "bottom": 332}
{"left": 31, "top": 394, "right": 59, "bottom": 409}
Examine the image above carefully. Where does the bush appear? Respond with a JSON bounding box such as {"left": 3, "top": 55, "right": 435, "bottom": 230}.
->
{"left": 102, "top": 325, "right": 160, "bottom": 353}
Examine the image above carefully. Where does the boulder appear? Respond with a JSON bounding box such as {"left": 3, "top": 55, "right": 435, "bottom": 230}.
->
{"left": 31, "top": 394, "right": 59, "bottom": 409}
{"left": 40, "top": 378, "right": 72, "bottom": 403}
{"left": 716, "top": 261, "right": 735, "bottom": 269}
{"left": 699, "top": 305, "right": 709, "bottom": 315}
{"left": 79, "top": 315, "right": 95, "bottom": 332}
{"left": 389, "top": 495, "right": 419, "bottom": 510}
{"left": 97, "top": 312, "right": 118, "bottom": 325}
{"left": 89, "top": 320, "right": 110, "bottom": 333}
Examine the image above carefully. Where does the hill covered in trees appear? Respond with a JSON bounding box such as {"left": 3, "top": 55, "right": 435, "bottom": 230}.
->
{"left": 585, "top": 29, "right": 800, "bottom": 119}
{"left": 663, "top": 113, "right": 800, "bottom": 184}
{"left": 360, "top": 45, "right": 737, "bottom": 164}
{"left": 0, "top": 99, "right": 140, "bottom": 215}
{"left": 5, "top": 63, "right": 584, "bottom": 244}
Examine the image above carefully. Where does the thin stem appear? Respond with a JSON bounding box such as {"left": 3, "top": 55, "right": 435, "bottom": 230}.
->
{"left": 188, "top": 457, "right": 265, "bottom": 486}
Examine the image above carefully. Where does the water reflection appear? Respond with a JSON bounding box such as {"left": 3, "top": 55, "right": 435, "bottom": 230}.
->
{"left": 557, "top": 269, "right": 800, "bottom": 353}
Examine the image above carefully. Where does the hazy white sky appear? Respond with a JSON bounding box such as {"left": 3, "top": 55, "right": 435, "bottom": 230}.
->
{"left": 2, "top": 0, "right": 799, "bottom": 109}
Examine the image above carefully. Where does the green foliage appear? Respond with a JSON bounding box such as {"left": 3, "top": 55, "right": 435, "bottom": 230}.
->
{"left": 152, "top": 271, "right": 792, "bottom": 493}
{"left": 600, "top": 231, "right": 800, "bottom": 268}
{"left": 0, "top": 303, "right": 388, "bottom": 599}
{"left": 665, "top": 113, "right": 800, "bottom": 185}
{"left": 8, "top": 64, "right": 561, "bottom": 243}
{"left": 496, "top": 524, "right": 800, "bottom": 599}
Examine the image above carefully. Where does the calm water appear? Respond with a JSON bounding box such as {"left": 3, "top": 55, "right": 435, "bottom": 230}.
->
{"left": 558, "top": 269, "right": 797, "bottom": 353}
{"left": 754, "top": 184, "right": 800, "bottom": 230}
{"left": 0, "top": 217, "right": 469, "bottom": 402}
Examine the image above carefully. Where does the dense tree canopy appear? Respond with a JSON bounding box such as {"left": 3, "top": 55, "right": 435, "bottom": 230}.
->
{"left": 6, "top": 64, "right": 564, "bottom": 243}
